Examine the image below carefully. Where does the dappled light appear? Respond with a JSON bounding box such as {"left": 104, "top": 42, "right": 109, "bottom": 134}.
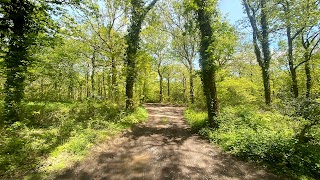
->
{"left": 54, "top": 105, "right": 279, "bottom": 180}
{"left": 1, "top": 0, "right": 319, "bottom": 179}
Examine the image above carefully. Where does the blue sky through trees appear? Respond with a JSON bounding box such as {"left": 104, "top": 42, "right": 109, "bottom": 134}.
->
{"left": 219, "top": 0, "right": 245, "bottom": 25}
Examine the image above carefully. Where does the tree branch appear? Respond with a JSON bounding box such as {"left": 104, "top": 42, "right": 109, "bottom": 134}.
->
{"left": 292, "top": 27, "right": 305, "bottom": 40}
{"left": 145, "top": 0, "right": 158, "bottom": 13}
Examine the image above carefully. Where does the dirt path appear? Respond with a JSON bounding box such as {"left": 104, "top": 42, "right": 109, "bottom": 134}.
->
{"left": 54, "top": 104, "right": 280, "bottom": 180}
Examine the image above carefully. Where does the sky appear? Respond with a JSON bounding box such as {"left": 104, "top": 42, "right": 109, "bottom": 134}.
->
{"left": 219, "top": 0, "right": 281, "bottom": 50}
{"left": 218, "top": 0, "right": 245, "bottom": 25}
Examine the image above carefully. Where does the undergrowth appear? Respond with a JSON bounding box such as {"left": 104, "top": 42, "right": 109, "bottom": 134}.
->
{"left": 184, "top": 106, "right": 320, "bottom": 180}
{"left": 0, "top": 101, "right": 148, "bottom": 179}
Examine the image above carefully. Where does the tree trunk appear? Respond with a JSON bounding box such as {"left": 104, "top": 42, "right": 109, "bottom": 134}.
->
{"left": 125, "top": 0, "right": 158, "bottom": 110}
{"left": 91, "top": 51, "right": 96, "bottom": 98}
{"left": 305, "top": 59, "right": 311, "bottom": 98}
{"left": 102, "top": 67, "right": 106, "bottom": 99}
{"left": 189, "top": 70, "right": 195, "bottom": 104}
{"left": 68, "top": 65, "right": 74, "bottom": 100}
{"left": 262, "top": 68, "right": 271, "bottom": 104}
{"left": 98, "top": 74, "right": 102, "bottom": 97}
{"left": 243, "top": 0, "right": 271, "bottom": 105}
{"left": 158, "top": 70, "right": 163, "bottom": 102}
{"left": 260, "top": 0, "right": 271, "bottom": 105}
{"left": 196, "top": 0, "right": 219, "bottom": 128}
{"left": 86, "top": 63, "right": 90, "bottom": 98}
{"left": 107, "top": 71, "right": 111, "bottom": 99}
{"left": 167, "top": 77, "right": 170, "bottom": 100}
{"left": 79, "top": 84, "right": 83, "bottom": 101}
{"left": 142, "top": 80, "right": 147, "bottom": 103}
{"left": 3, "top": 0, "right": 34, "bottom": 123}
{"left": 287, "top": 34, "right": 299, "bottom": 98}
{"left": 125, "top": 17, "right": 143, "bottom": 109}
{"left": 182, "top": 75, "right": 187, "bottom": 102}
{"left": 111, "top": 56, "right": 118, "bottom": 101}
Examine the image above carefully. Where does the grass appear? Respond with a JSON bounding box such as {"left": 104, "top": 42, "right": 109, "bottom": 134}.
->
{"left": 0, "top": 101, "right": 148, "bottom": 179}
{"left": 184, "top": 106, "right": 320, "bottom": 180}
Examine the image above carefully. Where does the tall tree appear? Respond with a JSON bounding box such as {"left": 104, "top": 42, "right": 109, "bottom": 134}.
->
{"left": 142, "top": 16, "right": 171, "bottom": 103}
{"left": 242, "top": 0, "right": 272, "bottom": 105}
{"left": 301, "top": 26, "right": 320, "bottom": 98}
{"left": 160, "top": 0, "right": 198, "bottom": 104}
{"left": 125, "top": 0, "right": 158, "bottom": 109}
{"left": 190, "top": 0, "right": 219, "bottom": 128}
{"left": 276, "top": 0, "right": 320, "bottom": 98}
{"left": 0, "top": 0, "right": 49, "bottom": 123}
{"left": 277, "top": 0, "right": 305, "bottom": 98}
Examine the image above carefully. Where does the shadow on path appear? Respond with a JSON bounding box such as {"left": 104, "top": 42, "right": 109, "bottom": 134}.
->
{"left": 54, "top": 104, "right": 281, "bottom": 180}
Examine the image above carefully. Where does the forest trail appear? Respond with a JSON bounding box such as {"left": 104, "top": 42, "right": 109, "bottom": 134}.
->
{"left": 54, "top": 104, "right": 280, "bottom": 180}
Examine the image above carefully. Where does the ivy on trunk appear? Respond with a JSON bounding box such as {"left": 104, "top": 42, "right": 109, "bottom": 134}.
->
{"left": 125, "top": 0, "right": 158, "bottom": 110}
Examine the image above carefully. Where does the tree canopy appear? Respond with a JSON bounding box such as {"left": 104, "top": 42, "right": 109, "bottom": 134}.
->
{"left": 1, "top": 0, "right": 320, "bottom": 179}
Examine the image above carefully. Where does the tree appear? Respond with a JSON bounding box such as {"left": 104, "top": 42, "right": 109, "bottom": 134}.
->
{"left": 61, "top": 0, "right": 128, "bottom": 102}
{"left": 275, "top": 0, "right": 320, "bottom": 98}
{"left": 297, "top": 1, "right": 320, "bottom": 98}
{"left": 187, "top": 0, "right": 219, "bottom": 128}
{"left": 242, "top": 0, "right": 272, "bottom": 105}
{"left": 160, "top": 0, "right": 199, "bottom": 104}
{"left": 0, "top": 0, "right": 50, "bottom": 123}
{"left": 142, "top": 14, "right": 171, "bottom": 103}
{"left": 125, "top": 0, "right": 158, "bottom": 109}
{"left": 301, "top": 26, "right": 320, "bottom": 98}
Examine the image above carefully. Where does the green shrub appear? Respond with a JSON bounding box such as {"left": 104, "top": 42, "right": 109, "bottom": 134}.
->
{"left": 120, "top": 107, "right": 148, "bottom": 126}
{"left": 217, "top": 77, "right": 261, "bottom": 107}
{"left": 184, "top": 106, "right": 320, "bottom": 179}
{"left": 0, "top": 101, "right": 149, "bottom": 179}
{"left": 184, "top": 109, "right": 207, "bottom": 131}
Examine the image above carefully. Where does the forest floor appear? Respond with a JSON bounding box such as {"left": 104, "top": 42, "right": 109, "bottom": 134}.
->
{"left": 53, "top": 104, "right": 281, "bottom": 180}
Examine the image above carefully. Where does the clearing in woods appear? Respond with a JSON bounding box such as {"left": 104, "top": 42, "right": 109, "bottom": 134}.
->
{"left": 54, "top": 104, "right": 280, "bottom": 180}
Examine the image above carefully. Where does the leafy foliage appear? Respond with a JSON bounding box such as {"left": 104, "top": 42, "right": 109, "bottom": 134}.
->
{"left": 0, "top": 102, "right": 148, "bottom": 179}
{"left": 185, "top": 106, "right": 320, "bottom": 179}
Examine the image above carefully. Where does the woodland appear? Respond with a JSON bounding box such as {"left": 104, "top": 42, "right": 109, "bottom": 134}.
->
{"left": 0, "top": 0, "right": 320, "bottom": 179}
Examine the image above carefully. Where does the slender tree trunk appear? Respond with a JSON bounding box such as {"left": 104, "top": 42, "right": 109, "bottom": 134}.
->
{"left": 107, "top": 71, "right": 112, "bottom": 99}
{"left": 102, "top": 67, "right": 106, "bottom": 99}
{"left": 167, "top": 77, "right": 170, "bottom": 100}
{"left": 79, "top": 84, "right": 83, "bottom": 101}
{"left": 182, "top": 75, "right": 187, "bottom": 102}
{"left": 305, "top": 59, "right": 311, "bottom": 98}
{"left": 142, "top": 80, "right": 147, "bottom": 103}
{"left": 98, "top": 74, "right": 102, "bottom": 97}
{"left": 189, "top": 69, "right": 195, "bottom": 104}
{"left": 158, "top": 70, "right": 163, "bottom": 102}
{"left": 196, "top": 0, "right": 219, "bottom": 128}
{"left": 68, "top": 65, "right": 74, "bottom": 100}
{"left": 86, "top": 63, "right": 90, "bottom": 98}
{"left": 262, "top": 69, "right": 271, "bottom": 104}
{"left": 243, "top": 0, "right": 271, "bottom": 105}
{"left": 260, "top": 0, "right": 271, "bottom": 105}
{"left": 58, "top": 73, "right": 62, "bottom": 101}
{"left": 287, "top": 33, "right": 299, "bottom": 98}
{"left": 91, "top": 51, "right": 96, "bottom": 98}
{"left": 111, "top": 56, "right": 117, "bottom": 101}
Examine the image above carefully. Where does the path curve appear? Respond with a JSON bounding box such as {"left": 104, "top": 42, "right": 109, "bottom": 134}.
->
{"left": 54, "top": 104, "right": 280, "bottom": 180}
